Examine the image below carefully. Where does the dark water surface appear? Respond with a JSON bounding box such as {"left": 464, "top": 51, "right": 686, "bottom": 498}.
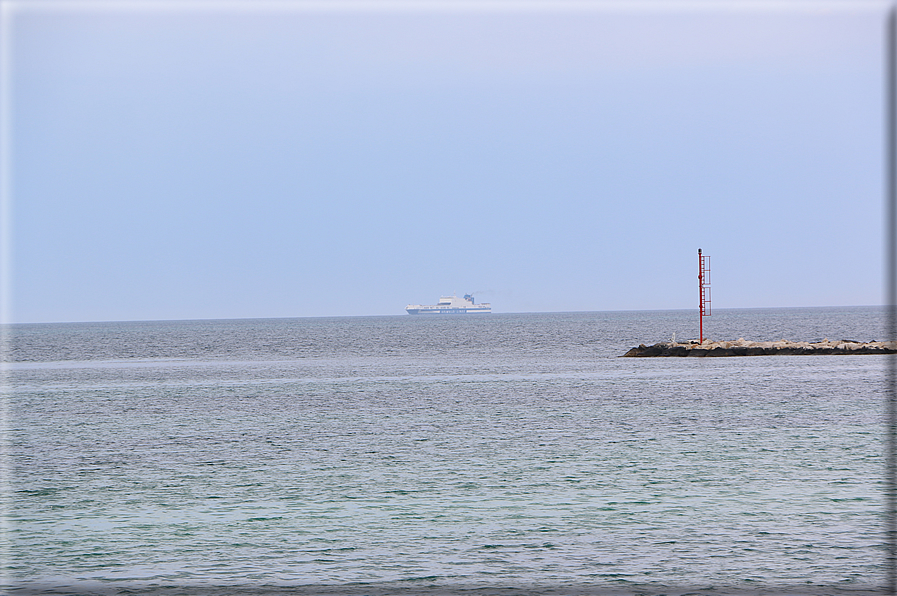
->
{"left": 2, "top": 307, "right": 890, "bottom": 594}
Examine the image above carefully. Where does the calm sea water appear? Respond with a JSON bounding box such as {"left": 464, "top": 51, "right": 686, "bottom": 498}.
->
{"left": 1, "top": 307, "right": 891, "bottom": 595}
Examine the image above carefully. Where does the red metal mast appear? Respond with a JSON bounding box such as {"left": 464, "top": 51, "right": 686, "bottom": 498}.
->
{"left": 698, "top": 249, "right": 711, "bottom": 343}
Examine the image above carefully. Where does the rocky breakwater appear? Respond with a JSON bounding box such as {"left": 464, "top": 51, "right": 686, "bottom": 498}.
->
{"left": 623, "top": 338, "right": 897, "bottom": 357}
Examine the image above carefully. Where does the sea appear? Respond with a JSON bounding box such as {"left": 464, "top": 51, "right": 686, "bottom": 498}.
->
{"left": 1, "top": 306, "right": 891, "bottom": 595}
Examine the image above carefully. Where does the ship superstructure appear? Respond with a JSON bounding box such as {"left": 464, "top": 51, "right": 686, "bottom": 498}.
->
{"left": 405, "top": 294, "right": 491, "bottom": 315}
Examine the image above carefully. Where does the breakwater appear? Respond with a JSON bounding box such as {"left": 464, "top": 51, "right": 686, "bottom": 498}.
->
{"left": 623, "top": 338, "right": 897, "bottom": 357}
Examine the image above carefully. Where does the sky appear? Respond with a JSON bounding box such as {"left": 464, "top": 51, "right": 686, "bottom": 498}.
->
{"left": 0, "top": 0, "right": 890, "bottom": 323}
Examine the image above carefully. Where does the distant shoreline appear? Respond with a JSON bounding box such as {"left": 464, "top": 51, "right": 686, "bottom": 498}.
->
{"left": 3, "top": 304, "right": 886, "bottom": 327}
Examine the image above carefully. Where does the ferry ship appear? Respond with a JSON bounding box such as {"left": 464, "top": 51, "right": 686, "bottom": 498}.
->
{"left": 405, "top": 294, "right": 491, "bottom": 315}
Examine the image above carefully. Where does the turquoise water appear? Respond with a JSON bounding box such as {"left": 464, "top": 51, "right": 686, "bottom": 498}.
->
{"left": 2, "top": 307, "right": 890, "bottom": 594}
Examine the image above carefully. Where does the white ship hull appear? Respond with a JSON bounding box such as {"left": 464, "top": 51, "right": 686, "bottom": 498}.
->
{"left": 406, "top": 294, "right": 491, "bottom": 315}
{"left": 406, "top": 305, "right": 492, "bottom": 314}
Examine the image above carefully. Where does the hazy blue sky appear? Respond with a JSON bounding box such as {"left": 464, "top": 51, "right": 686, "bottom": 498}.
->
{"left": 2, "top": 1, "right": 889, "bottom": 323}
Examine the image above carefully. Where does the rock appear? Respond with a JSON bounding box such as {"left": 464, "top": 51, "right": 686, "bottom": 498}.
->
{"left": 621, "top": 339, "right": 897, "bottom": 357}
